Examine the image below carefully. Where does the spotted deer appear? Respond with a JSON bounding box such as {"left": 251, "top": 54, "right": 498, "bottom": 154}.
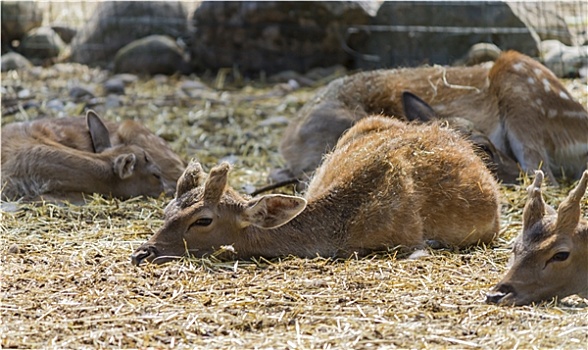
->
{"left": 1, "top": 110, "right": 185, "bottom": 203}
{"left": 131, "top": 115, "right": 501, "bottom": 265}
{"left": 273, "top": 51, "right": 588, "bottom": 186}
{"left": 486, "top": 170, "right": 588, "bottom": 306}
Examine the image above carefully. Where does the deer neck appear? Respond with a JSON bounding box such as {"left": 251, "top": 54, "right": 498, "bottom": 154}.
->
{"left": 237, "top": 194, "right": 353, "bottom": 259}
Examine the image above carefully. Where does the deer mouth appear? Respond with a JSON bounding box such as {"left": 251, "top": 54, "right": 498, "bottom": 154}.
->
{"left": 130, "top": 245, "right": 157, "bottom": 266}
{"left": 485, "top": 291, "right": 514, "bottom": 304}
{"left": 486, "top": 284, "right": 517, "bottom": 305}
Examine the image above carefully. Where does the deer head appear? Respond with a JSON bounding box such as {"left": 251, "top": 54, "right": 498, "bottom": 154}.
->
{"left": 86, "top": 111, "right": 165, "bottom": 199}
{"left": 131, "top": 161, "right": 306, "bottom": 265}
{"left": 114, "top": 118, "right": 186, "bottom": 195}
{"left": 486, "top": 170, "right": 588, "bottom": 305}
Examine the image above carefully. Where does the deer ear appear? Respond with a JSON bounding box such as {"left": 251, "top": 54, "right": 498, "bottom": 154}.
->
{"left": 176, "top": 160, "right": 204, "bottom": 198}
{"left": 114, "top": 154, "right": 136, "bottom": 180}
{"left": 86, "top": 110, "right": 112, "bottom": 153}
{"left": 555, "top": 170, "right": 588, "bottom": 232}
{"left": 402, "top": 91, "right": 438, "bottom": 122}
{"left": 203, "top": 162, "right": 230, "bottom": 204}
{"left": 243, "top": 194, "right": 307, "bottom": 229}
{"left": 523, "top": 171, "right": 547, "bottom": 231}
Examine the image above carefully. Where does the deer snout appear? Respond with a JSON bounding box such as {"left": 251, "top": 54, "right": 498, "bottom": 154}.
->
{"left": 486, "top": 283, "right": 516, "bottom": 304}
{"left": 131, "top": 244, "right": 158, "bottom": 266}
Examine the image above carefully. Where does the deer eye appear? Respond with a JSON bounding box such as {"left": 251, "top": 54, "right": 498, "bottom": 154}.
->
{"left": 190, "top": 218, "right": 213, "bottom": 227}
{"left": 548, "top": 251, "right": 570, "bottom": 264}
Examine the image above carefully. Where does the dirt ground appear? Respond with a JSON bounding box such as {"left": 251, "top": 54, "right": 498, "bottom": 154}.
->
{"left": 1, "top": 61, "right": 588, "bottom": 349}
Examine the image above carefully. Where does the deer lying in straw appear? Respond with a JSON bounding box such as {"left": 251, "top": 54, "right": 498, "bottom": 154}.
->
{"left": 1, "top": 110, "right": 185, "bottom": 203}
{"left": 486, "top": 170, "right": 588, "bottom": 306}
{"left": 273, "top": 51, "right": 588, "bottom": 186}
{"left": 131, "top": 115, "right": 501, "bottom": 265}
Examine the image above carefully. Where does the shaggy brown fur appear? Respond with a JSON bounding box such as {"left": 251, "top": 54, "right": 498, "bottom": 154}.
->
{"left": 132, "top": 116, "right": 501, "bottom": 265}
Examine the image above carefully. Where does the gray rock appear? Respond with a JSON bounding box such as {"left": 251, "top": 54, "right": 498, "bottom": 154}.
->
{"left": 507, "top": 1, "right": 581, "bottom": 46}
{"left": 70, "top": 1, "right": 188, "bottom": 67}
{"left": 19, "top": 26, "right": 65, "bottom": 60}
{"left": 114, "top": 35, "right": 190, "bottom": 75}
{"left": 69, "top": 86, "right": 95, "bottom": 101}
{"left": 1, "top": 1, "right": 43, "bottom": 51}
{"left": 190, "top": 1, "right": 375, "bottom": 76}
{"left": 46, "top": 99, "right": 65, "bottom": 112}
{"left": 105, "top": 95, "right": 123, "bottom": 109}
{"left": 454, "top": 42, "right": 502, "bottom": 66}
{"left": 110, "top": 73, "right": 139, "bottom": 85}
{"left": 17, "top": 89, "right": 32, "bottom": 99}
{"left": 103, "top": 78, "right": 126, "bottom": 95}
{"left": 1, "top": 52, "right": 32, "bottom": 71}
{"left": 50, "top": 25, "right": 77, "bottom": 44}
{"left": 540, "top": 40, "right": 588, "bottom": 78}
{"left": 353, "top": 1, "right": 539, "bottom": 69}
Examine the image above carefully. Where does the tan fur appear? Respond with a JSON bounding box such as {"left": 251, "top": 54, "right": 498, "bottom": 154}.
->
{"left": 276, "top": 51, "right": 588, "bottom": 185}
{"left": 131, "top": 116, "right": 501, "bottom": 265}
{"left": 1, "top": 111, "right": 185, "bottom": 203}
{"left": 487, "top": 170, "right": 588, "bottom": 306}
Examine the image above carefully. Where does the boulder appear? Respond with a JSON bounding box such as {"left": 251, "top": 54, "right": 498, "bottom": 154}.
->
{"left": 51, "top": 25, "right": 78, "bottom": 44}
{"left": 507, "top": 1, "right": 579, "bottom": 46}
{"left": 190, "top": 1, "right": 376, "bottom": 76}
{"left": 1, "top": 52, "right": 32, "bottom": 71}
{"left": 19, "top": 26, "right": 66, "bottom": 61}
{"left": 454, "top": 42, "right": 502, "bottom": 66}
{"left": 352, "top": 1, "right": 539, "bottom": 70}
{"left": 114, "top": 35, "right": 190, "bottom": 75}
{"left": 540, "top": 40, "right": 588, "bottom": 78}
{"left": 70, "top": 1, "right": 188, "bottom": 67}
{"left": 1, "top": 1, "right": 43, "bottom": 52}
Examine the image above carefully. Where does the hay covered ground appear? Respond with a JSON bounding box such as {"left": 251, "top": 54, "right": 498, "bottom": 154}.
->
{"left": 1, "top": 63, "right": 588, "bottom": 349}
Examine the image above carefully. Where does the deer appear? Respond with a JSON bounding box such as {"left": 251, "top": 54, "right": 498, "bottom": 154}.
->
{"left": 131, "top": 114, "right": 501, "bottom": 265}
{"left": 486, "top": 170, "right": 588, "bottom": 306}
{"left": 272, "top": 50, "right": 588, "bottom": 187}
{"left": 1, "top": 110, "right": 185, "bottom": 203}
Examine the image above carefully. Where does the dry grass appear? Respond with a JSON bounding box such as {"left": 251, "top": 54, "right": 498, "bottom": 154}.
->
{"left": 2, "top": 62, "right": 588, "bottom": 349}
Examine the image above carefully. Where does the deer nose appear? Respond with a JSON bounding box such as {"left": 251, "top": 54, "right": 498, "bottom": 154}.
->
{"left": 130, "top": 245, "right": 157, "bottom": 266}
{"left": 486, "top": 283, "right": 516, "bottom": 304}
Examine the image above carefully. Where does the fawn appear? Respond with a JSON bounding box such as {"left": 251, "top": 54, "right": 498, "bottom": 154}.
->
{"left": 132, "top": 115, "right": 501, "bottom": 265}
{"left": 1, "top": 110, "right": 185, "bottom": 203}
{"left": 274, "top": 51, "right": 588, "bottom": 187}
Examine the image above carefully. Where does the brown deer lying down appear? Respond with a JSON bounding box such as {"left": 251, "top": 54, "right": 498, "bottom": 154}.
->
{"left": 131, "top": 115, "right": 501, "bottom": 265}
{"left": 274, "top": 50, "right": 588, "bottom": 186}
{"left": 1, "top": 110, "right": 185, "bottom": 203}
{"left": 486, "top": 170, "right": 588, "bottom": 306}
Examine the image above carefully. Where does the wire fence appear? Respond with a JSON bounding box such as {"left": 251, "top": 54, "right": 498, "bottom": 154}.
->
{"left": 3, "top": 1, "right": 587, "bottom": 75}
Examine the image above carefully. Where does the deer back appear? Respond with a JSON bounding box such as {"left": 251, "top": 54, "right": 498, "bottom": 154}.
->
{"left": 306, "top": 116, "right": 501, "bottom": 251}
{"left": 487, "top": 170, "right": 588, "bottom": 305}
